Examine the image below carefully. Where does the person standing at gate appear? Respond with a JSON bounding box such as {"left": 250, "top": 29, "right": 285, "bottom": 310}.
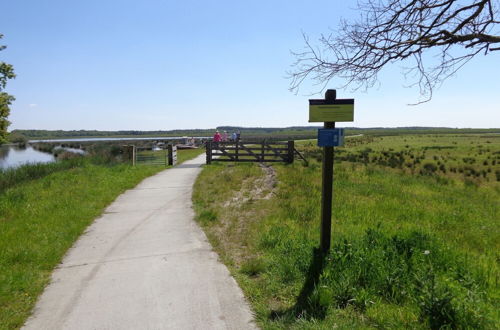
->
{"left": 222, "top": 130, "right": 228, "bottom": 142}
{"left": 213, "top": 130, "right": 221, "bottom": 146}
{"left": 231, "top": 131, "right": 237, "bottom": 141}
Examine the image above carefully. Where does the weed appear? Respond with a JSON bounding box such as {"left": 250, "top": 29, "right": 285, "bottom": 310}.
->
{"left": 240, "top": 258, "right": 266, "bottom": 277}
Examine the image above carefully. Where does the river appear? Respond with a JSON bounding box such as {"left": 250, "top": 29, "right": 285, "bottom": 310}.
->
{"left": 0, "top": 145, "right": 55, "bottom": 170}
{"left": 29, "top": 136, "right": 209, "bottom": 143}
{"left": 1, "top": 136, "right": 207, "bottom": 170}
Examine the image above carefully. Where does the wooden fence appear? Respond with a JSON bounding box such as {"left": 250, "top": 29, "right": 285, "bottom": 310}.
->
{"left": 206, "top": 141, "right": 296, "bottom": 164}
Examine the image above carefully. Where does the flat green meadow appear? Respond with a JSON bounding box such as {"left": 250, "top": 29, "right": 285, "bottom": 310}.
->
{"left": 0, "top": 148, "right": 202, "bottom": 329}
{"left": 193, "top": 134, "right": 499, "bottom": 329}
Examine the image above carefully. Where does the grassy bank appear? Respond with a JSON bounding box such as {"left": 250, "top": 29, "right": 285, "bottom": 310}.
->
{"left": 192, "top": 136, "right": 499, "bottom": 329}
{"left": 0, "top": 148, "right": 203, "bottom": 329}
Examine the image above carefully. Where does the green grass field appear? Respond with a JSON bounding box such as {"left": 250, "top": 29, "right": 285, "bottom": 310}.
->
{"left": 301, "top": 134, "right": 500, "bottom": 187}
{"left": 0, "top": 148, "right": 202, "bottom": 329}
{"left": 193, "top": 134, "right": 499, "bottom": 329}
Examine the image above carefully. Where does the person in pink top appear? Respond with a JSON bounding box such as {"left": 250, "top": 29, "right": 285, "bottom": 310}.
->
{"left": 213, "top": 130, "right": 221, "bottom": 143}
{"left": 222, "top": 130, "right": 228, "bottom": 142}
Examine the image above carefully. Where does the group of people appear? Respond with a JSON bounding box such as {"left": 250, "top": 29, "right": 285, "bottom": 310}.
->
{"left": 212, "top": 130, "right": 240, "bottom": 142}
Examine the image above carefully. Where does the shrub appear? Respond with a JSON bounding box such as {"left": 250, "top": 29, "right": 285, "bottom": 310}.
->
{"left": 421, "top": 162, "right": 438, "bottom": 175}
{"left": 57, "top": 151, "right": 83, "bottom": 161}
{"left": 7, "top": 132, "right": 28, "bottom": 146}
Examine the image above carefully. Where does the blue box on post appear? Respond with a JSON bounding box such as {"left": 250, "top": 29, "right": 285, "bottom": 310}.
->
{"left": 318, "top": 128, "right": 345, "bottom": 147}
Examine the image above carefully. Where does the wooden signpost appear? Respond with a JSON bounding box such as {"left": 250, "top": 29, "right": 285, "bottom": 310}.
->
{"left": 309, "top": 90, "right": 354, "bottom": 252}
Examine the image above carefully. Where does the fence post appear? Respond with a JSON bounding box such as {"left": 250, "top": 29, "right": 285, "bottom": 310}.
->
{"left": 167, "top": 145, "right": 177, "bottom": 166}
{"left": 123, "top": 145, "right": 133, "bottom": 164}
{"left": 132, "top": 145, "right": 136, "bottom": 166}
{"left": 206, "top": 141, "right": 212, "bottom": 164}
{"left": 235, "top": 140, "right": 239, "bottom": 161}
{"left": 261, "top": 140, "right": 265, "bottom": 162}
{"left": 287, "top": 141, "right": 294, "bottom": 164}
{"left": 167, "top": 145, "right": 171, "bottom": 166}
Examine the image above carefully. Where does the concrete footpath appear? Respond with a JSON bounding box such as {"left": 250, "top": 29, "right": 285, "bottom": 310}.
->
{"left": 23, "top": 154, "right": 257, "bottom": 330}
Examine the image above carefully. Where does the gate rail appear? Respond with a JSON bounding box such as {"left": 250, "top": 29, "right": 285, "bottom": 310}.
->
{"left": 206, "top": 141, "right": 294, "bottom": 164}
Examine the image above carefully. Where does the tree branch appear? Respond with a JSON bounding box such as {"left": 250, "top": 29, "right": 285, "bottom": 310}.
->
{"left": 289, "top": 0, "right": 500, "bottom": 102}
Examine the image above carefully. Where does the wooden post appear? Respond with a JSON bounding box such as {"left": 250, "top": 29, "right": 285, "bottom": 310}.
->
{"left": 206, "top": 141, "right": 212, "bottom": 164}
{"left": 235, "top": 140, "right": 239, "bottom": 161}
{"left": 321, "top": 122, "right": 335, "bottom": 252}
{"left": 132, "top": 145, "right": 136, "bottom": 166}
{"left": 261, "top": 140, "right": 265, "bottom": 162}
{"left": 123, "top": 145, "right": 133, "bottom": 164}
{"left": 287, "top": 140, "right": 295, "bottom": 164}
{"left": 320, "top": 89, "right": 337, "bottom": 253}
{"left": 167, "top": 145, "right": 171, "bottom": 166}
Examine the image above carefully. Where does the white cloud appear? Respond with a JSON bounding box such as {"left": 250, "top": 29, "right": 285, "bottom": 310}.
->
{"left": 28, "top": 103, "right": 38, "bottom": 108}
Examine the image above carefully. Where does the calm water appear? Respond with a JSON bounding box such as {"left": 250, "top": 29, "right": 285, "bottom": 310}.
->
{"left": 29, "top": 136, "right": 209, "bottom": 143}
{"left": 0, "top": 145, "right": 55, "bottom": 170}
{"left": 1, "top": 136, "right": 208, "bottom": 170}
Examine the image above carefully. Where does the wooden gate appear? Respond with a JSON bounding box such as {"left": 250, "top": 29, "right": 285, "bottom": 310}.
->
{"left": 206, "top": 141, "right": 294, "bottom": 164}
{"left": 123, "top": 145, "right": 177, "bottom": 166}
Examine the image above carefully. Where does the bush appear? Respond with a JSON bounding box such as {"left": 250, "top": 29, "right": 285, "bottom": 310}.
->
{"left": 57, "top": 151, "right": 83, "bottom": 160}
{"left": 7, "top": 132, "right": 28, "bottom": 146}
{"left": 317, "top": 229, "right": 492, "bottom": 329}
{"left": 421, "top": 162, "right": 438, "bottom": 175}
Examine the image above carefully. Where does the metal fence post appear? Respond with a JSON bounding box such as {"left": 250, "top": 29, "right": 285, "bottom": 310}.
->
{"left": 167, "top": 145, "right": 177, "bottom": 166}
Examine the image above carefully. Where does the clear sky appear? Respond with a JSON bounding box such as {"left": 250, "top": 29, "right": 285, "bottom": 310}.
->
{"left": 2, "top": 0, "right": 499, "bottom": 130}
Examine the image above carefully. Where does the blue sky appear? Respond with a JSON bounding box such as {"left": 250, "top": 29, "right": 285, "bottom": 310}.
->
{"left": 2, "top": 0, "right": 499, "bottom": 130}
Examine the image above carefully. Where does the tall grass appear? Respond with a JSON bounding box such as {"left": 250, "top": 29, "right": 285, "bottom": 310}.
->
{"left": 0, "top": 157, "right": 86, "bottom": 192}
{"left": 192, "top": 136, "right": 499, "bottom": 329}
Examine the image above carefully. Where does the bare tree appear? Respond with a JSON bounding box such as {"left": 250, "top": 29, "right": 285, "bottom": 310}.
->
{"left": 289, "top": 0, "right": 500, "bottom": 103}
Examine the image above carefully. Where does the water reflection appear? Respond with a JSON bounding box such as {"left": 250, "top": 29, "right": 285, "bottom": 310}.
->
{"left": 54, "top": 146, "right": 85, "bottom": 154}
{"left": 0, "top": 145, "right": 55, "bottom": 170}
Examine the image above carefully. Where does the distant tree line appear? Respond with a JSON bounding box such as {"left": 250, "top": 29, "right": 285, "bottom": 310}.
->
{"left": 12, "top": 127, "right": 499, "bottom": 140}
